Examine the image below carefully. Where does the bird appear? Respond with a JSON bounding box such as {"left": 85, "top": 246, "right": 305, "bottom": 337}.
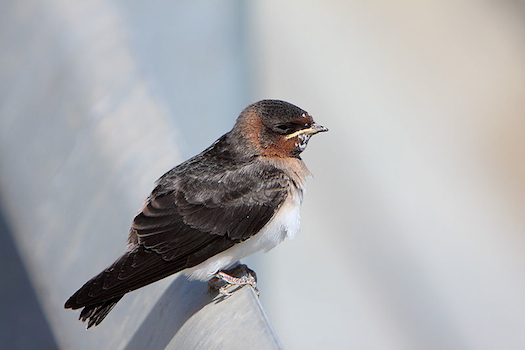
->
{"left": 64, "top": 99, "right": 328, "bottom": 328}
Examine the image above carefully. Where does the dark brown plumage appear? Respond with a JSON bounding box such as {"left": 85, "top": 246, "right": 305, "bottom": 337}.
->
{"left": 64, "top": 99, "right": 327, "bottom": 328}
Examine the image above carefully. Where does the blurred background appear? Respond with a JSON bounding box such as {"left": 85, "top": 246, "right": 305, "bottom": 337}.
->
{"left": 1, "top": 0, "right": 525, "bottom": 349}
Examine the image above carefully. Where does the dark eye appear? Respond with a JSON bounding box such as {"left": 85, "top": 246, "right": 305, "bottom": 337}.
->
{"left": 274, "top": 123, "right": 294, "bottom": 134}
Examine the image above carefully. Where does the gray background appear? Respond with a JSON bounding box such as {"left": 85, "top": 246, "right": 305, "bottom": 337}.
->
{"left": 1, "top": 1, "right": 525, "bottom": 349}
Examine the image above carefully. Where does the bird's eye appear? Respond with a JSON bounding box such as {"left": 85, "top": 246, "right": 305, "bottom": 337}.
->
{"left": 274, "top": 123, "right": 293, "bottom": 134}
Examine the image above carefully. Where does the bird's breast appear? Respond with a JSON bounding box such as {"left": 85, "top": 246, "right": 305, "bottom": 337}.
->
{"left": 258, "top": 185, "right": 303, "bottom": 246}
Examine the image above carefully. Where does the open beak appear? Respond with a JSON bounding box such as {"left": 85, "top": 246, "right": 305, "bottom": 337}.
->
{"left": 285, "top": 123, "right": 329, "bottom": 139}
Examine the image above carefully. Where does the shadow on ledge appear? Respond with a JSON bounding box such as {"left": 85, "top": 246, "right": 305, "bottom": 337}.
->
{"left": 124, "top": 277, "right": 212, "bottom": 350}
{"left": 123, "top": 275, "right": 282, "bottom": 350}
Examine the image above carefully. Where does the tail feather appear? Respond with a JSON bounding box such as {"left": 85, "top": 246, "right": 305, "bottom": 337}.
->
{"left": 79, "top": 296, "right": 123, "bottom": 329}
{"left": 64, "top": 245, "right": 187, "bottom": 328}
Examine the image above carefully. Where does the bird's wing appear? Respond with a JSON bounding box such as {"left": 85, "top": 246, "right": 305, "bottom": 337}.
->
{"left": 133, "top": 164, "right": 290, "bottom": 259}
{"left": 65, "top": 161, "right": 289, "bottom": 309}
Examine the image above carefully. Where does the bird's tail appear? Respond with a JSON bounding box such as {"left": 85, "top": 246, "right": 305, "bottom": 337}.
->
{"left": 64, "top": 266, "right": 126, "bottom": 329}
{"left": 64, "top": 245, "right": 188, "bottom": 328}
{"left": 77, "top": 296, "right": 123, "bottom": 329}
{"left": 63, "top": 248, "right": 141, "bottom": 328}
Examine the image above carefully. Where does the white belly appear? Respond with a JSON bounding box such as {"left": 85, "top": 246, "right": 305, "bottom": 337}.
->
{"left": 182, "top": 189, "right": 303, "bottom": 281}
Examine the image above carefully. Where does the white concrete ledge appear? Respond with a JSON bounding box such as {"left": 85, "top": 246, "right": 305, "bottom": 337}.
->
{"left": 125, "top": 279, "right": 282, "bottom": 350}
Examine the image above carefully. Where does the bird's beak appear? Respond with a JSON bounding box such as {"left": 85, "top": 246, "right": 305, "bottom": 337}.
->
{"left": 285, "top": 123, "right": 329, "bottom": 139}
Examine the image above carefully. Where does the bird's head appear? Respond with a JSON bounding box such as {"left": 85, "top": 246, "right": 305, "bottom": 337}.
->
{"left": 232, "top": 100, "right": 328, "bottom": 158}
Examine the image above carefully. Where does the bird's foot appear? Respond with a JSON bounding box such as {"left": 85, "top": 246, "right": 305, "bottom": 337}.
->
{"left": 216, "top": 267, "right": 258, "bottom": 297}
{"left": 208, "top": 264, "right": 259, "bottom": 299}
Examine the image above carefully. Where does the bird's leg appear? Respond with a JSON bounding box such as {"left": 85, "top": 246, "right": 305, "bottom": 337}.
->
{"left": 208, "top": 264, "right": 259, "bottom": 298}
{"left": 217, "top": 267, "right": 258, "bottom": 295}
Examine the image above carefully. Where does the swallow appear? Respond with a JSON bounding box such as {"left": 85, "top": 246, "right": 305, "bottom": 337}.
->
{"left": 64, "top": 99, "right": 328, "bottom": 328}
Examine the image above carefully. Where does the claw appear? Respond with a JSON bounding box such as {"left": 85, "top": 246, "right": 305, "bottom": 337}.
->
{"left": 208, "top": 264, "right": 259, "bottom": 298}
{"left": 218, "top": 285, "right": 234, "bottom": 297}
